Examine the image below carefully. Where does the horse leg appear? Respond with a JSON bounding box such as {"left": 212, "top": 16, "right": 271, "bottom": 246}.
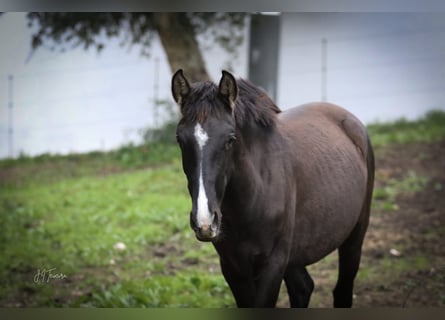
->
{"left": 222, "top": 253, "right": 286, "bottom": 307}
{"left": 221, "top": 260, "right": 283, "bottom": 307}
{"left": 249, "top": 250, "right": 290, "bottom": 307}
{"left": 252, "top": 268, "right": 285, "bottom": 307}
{"left": 284, "top": 266, "right": 314, "bottom": 307}
{"left": 219, "top": 259, "right": 255, "bottom": 307}
{"left": 332, "top": 215, "right": 369, "bottom": 307}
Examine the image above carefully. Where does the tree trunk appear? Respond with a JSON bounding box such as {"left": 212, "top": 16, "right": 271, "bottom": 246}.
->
{"left": 153, "top": 13, "right": 210, "bottom": 82}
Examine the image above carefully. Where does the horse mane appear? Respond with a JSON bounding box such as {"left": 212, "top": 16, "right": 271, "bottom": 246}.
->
{"left": 181, "top": 79, "right": 281, "bottom": 128}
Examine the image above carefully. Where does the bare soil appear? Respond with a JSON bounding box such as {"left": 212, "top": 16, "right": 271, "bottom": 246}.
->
{"left": 354, "top": 139, "right": 445, "bottom": 307}
{"left": 277, "top": 139, "right": 445, "bottom": 307}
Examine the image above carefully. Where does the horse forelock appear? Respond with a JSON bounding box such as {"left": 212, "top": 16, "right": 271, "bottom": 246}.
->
{"left": 180, "top": 79, "right": 281, "bottom": 128}
{"left": 181, "top": 82, "right": 222, "bottom": 124}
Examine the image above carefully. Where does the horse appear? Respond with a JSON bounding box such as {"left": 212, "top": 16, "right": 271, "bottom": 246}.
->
{"left": 171, "top": 69, "right": 374, "bottom": 308}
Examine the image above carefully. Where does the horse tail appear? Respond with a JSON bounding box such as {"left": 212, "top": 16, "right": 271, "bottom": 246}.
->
{"left": 364, "top": 134, "right": 375, "bottom": 219}
{"left": 357, "top": 134, "right": 375, "bottom": 233}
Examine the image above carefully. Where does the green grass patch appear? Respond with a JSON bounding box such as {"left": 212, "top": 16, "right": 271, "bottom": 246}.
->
{"left": 372, "top": 170, "right": 429, "bottom": 211}
{"left": 0, "top": 154, "right": 234, "bottom": 307}
{"left": 84, "top": 274, "right": 233, "bottom": 307}
{"left": 367, "top": 110, "right": 445, "bottom": 147}
{"left": 0, "top": 142, "right": 180, "bottom": 188}
{"left": 358, "top": 253, "right": 433, "bottom": 287}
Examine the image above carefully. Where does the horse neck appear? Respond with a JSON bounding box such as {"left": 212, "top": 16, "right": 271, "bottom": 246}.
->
{"left": 227, "top": 125, "right": 288, "bottom": 202}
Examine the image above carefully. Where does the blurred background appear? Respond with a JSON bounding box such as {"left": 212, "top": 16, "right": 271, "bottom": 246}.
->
{"left": 1, "top": 12, "right": 444, "bottom": 159}
{"left": 0, "top": 12, "right": 444, "bottom": 308}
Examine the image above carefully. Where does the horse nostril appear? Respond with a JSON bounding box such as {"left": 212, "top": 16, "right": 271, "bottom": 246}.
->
{"left": 211, "top": 211, "right": 219, "bottom": 229}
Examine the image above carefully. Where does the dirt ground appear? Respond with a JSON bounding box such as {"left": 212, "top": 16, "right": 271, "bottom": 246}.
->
{"left": 357, "top": 139, "right": 445, "bottom": 307}
{"left": 277, "top": 139, "right": 445, "bottom": 307}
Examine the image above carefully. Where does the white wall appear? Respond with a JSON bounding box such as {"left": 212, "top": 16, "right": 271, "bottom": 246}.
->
{"left": 277, "top": 13, "right": 445, "bottom": 123}
{"left": 0, "top": 13, "right": 249, "bottom": 158}
{"left": 3, "top": 13, "right": 444, "bottom": 158}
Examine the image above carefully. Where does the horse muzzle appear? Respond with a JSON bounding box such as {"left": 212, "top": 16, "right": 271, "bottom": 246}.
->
{"left": 195, "top": 224, "right": 219, "bottom": 242}
{"left": 190, "top": 210, "right": 221, "bottom": 242}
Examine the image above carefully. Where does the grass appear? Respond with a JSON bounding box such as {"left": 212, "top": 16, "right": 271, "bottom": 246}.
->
{"left": 372, "top": 170, "right": 429, "bottom": 211}
{"left": 0, "top": 142, "right": 180, "bottom": 188}
{"left": 0, "top": 145, "right": 233, "bottom": 307}
{"left": 88, "top": 275, "right": 232, "bottom": 307}
{"left": 367, "top": 110, "right": 445, "bottom": 148}
{"left": 0, "top": 109, "right": 444, "bottom": 307}
{"left": 368, "top": 110, "right": 444, "bottom": 210}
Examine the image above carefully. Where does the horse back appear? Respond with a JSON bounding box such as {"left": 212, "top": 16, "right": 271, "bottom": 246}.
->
{"left": 279, "top": 102, "right": 369, "bottom": 162}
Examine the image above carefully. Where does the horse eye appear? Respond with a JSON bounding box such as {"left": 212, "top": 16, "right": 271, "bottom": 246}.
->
{"left": 225, "top": 134, "right": 237, "bottom": 150}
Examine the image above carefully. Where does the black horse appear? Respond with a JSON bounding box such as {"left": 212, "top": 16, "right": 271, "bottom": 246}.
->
{"left": 171, "top": 69, "right": 374, "bottom": 307}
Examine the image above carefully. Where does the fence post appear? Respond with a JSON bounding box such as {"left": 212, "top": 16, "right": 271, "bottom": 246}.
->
{"left": 8, "top": 74, "right": 14, "bottom": 158}
{"left": 153, "top": 57, "right": 160, "bottom": 128}
{"left": 321, "top": 37, "right": 328, "bottom": 102}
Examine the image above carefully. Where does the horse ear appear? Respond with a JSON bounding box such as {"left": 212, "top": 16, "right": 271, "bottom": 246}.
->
{"left": 218, "top": 70, "right": 238, "bottom": 109}
{"left": 171, "top": 69, "right": 191, "bottom": 108}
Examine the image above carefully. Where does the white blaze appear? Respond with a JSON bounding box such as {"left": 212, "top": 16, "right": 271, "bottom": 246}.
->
{"left": 194, "top": 123, "right": 212, "bottom": 227}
